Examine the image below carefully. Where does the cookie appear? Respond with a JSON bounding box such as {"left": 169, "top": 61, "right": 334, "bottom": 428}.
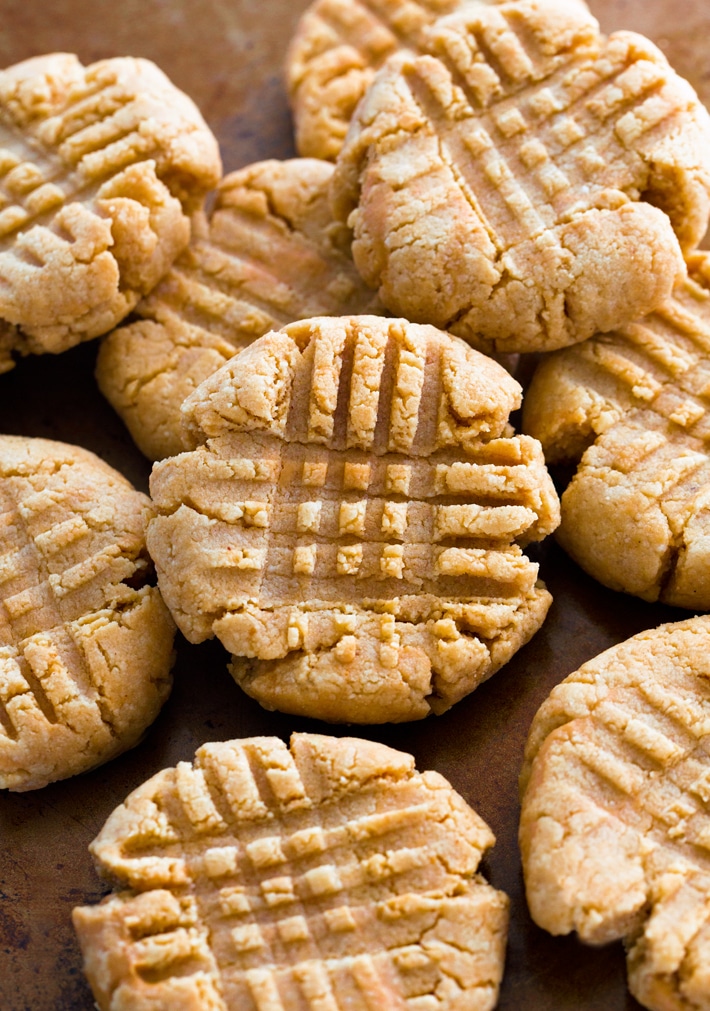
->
{"left": 0, "top": 53, "right": 221, "bottom": 370}
{"left": 73, "top": 732, "right": 509, "bottom": 1011}
{"left": 330, "top": 0, "right": 710, "bottom": 354}
{"left": 96, "top": 158, "right": 384, "bottom": 461}
{"left": 523, "top": 251, "right": 710, "bottom": 609}
{"left": 519, "top": 616, "right": 710, "bottom": 1011}
{"left": 286, "top": 0, "right": 466, "bottom": 161}
{"left": 286, "top": 0, "right": 590, "bottom": 162}
{"left": 147, "top": 315, "right": 559, "bottom": 723}
{"left": 0, "top": 436, "right": 175, "bottom": 791}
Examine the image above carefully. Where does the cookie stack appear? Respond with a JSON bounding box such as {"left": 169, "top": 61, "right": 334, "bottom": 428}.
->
{"left": 2, "top": 2, "right": 710, "bottom": 1010}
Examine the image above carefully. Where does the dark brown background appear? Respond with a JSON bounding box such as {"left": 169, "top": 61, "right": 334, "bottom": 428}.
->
{"left": 0, "top": 1, "right": 707, "bottom": 1008}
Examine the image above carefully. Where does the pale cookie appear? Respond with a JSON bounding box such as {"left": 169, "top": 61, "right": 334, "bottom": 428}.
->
{"left": 519, "top": 616, "right": 710, "bottom": 1011}
{"left": 0, "top": 436, "right": 175, "bottom": 791}
{"left": 96, "top": 159, "right": 384, "bottom": 461}
{"left": 523, "top": 251, "right": 710, "bottom": 609}
{"left": 0, "top": 52, "right": 221, "bottom": 370}
{"left": 147, "top": 315, "right": 559, "bottom": 723}
{"left": 73, "top": 732, "right": 509, "bottom": 1011}
{"left": 331, "top": 0, "right": 710, "bottom": 354}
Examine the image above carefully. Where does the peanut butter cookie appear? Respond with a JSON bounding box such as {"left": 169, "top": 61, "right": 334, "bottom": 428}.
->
{"left": 74, "top": 732, "right": 509, "bottom": 1011}
{"left": 286, "top": 0, "right": 466, "bottom": 161}
{"left": 96, "top": 159, "right": 383, "bottom": 461}
{"left": 0, "top": 436, "right": 175, "bottom": 791}
{"left": 0, "top": 53, "right": 221, "bottom": 370}
{"left": 147, "top": 315, "right": 559, "bottom": 723}
{"left": 524, "top": 251, "right": 710, "bottom": 609}
{"left": 519, "top": 616, "right": 710, "bottom": 1011}
{"left": 331, "top": 0, "right": 710, "bottom": 353}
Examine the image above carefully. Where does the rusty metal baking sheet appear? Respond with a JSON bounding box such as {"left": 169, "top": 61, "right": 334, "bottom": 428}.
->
{"left": 0, "top": 0, "right": 707, "bottom": 1008}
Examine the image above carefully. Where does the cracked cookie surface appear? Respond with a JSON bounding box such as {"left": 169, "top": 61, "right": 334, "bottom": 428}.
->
{"left": 0, "top": 436, "right": 175, "bottom": 791}
{"left": 519, "top": 616, "right": 710, "bottom": 1011}
{"left": 286, "top": 0, "right": 466, "bottom": 161}
{"left": 523, "top": 251, "right": 710, "bottom": 609}
{"left": 96, "top": 159, "right": 384, "bottom": 461}
{"left": 147, "top": 314, "right": 559, "bottom": 723}
{"left": 286, "top": 0, "right": 590, "bottom": 162}
{"left": 0, "top": 52, "right": 221, "bottom": 370}
{"left": 331, "top": 0, "right": 710, "bottom": 353}
{"left": 74, "top": 732, "right": 509, "bottom": 1011}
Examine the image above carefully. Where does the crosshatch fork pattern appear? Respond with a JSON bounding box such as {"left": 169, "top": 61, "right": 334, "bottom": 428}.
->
{"left": 286, "top": 0, "right": 465, "bottom": 159}
{"left": 523, "top": 253, "right": 710, "bottom": 608}
{"left": 526, "top": 256, "right": 710, "bottom": 454}
{"left": 0, "top": 438, "right": 174, "bottom": 789}
{"left": 96, "top": 159, "right": 384, "bottom": 461}
{"left": 0, "top": 451, "right": 139, "bottom": 732}
{"left": 75, "top": 734, "right": 508, "bottom": 1010}
{"left": 0, "top": 56, "right": 207, "bottom": 245}
{"left": 411, "top": 9, "right": 689, "bottom": 250}
{"left": 0, "top": 52, "right": 220, "bottom": 367}
{"left": 159, "top": 438, "right": 552, "bottom": 601}
{"left": 332, "top": 0, "right": 710, "bottom": 352}
{"left": 136, "top": 162, "right": 384, "bottom": 342}
{"left": 148, "top": 317, "right": 560, "bottom": 719}
{"left": 519, "top": 618, "right": 710, "bottom": 1008}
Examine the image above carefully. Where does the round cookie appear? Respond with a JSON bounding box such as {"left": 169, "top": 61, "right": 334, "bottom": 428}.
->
{"left": 523, "top": 251, "right": 710, "bottom": 609}
{"left": 0, "top": 436, "right": 175, "bottom": 791}
{"left": 96, "top": 158, "right": 384, "bottom": 461}
{"left": 73, "top": 732, "right": 509, "bottom": 1011}
{"left": 519, "top": 616, "right": 710, "bottom": 1011}
{"left": 0, "top": 52, "right": 221, "bottom": 370}
{"left": 331, "top": 0, "right": 710, "bottom": 354}
{"left": 147, "top": 314, "right": 560, "bottom": 723}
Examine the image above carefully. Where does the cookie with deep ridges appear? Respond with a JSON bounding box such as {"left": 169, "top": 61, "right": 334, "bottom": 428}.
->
{"left": 286, "top": 0, "right": 590, "bottom": 162}
{"left": 0, "top": 435, "right": 175, "bottom": 791}
{"left": 96, "top": 158, "right": 384, "bottom": 461}
{"left": 331, "top": 0, "right": 710, "bottom": 353}
{"left": 74, "top": 732, "right": 509, "bottom": 1011}
{"left": 0, "top": 52, "right": 221, "bottom": 370}
{"left": 523, "top": 251, "right": 710, "bottom": 609}
{"left": 286, "top": 0, "right": 467, "bottom": 161}
{"left": 519, "top": 615, "right": 710, "bottom": 1011}
{"left": 147, "top": 314, "right": 559, "bottom": 723}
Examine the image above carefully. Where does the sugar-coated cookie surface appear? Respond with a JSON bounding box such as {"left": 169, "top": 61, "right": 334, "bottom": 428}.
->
{"left": 147, "top": 315, "right": 559, "bottom": 723}
{"left": 331, "top": 0, "right": 710, "bottom": 354}
{"left": 0, "top": 436, "right": 175, "bottom": 791}
{"left": 96, "top": 159, "right": 384, "bottom": 461}
{"left": 0, "top": 53, "right": 221, "bottom": 370}
{"left": 73, "top": 732, "right": 509, "bottom": 1011}
{"left": 523, "top": 251, "right": 710, "bottom": 610}
{"left": 519, "top": 616, "right": 710, "bottom": 1011}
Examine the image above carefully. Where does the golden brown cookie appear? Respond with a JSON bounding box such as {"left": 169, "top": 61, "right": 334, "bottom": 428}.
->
{"left": 331, "top": 0, "right": 710, "bottom": 354}
{"left": 519, "top": 615, "right": 710, "bottom": 1011}
{"left": 147, "top": 315, "right": 559, "bottom": 723}
{"left": 286, "top": 0, "right": 466, "bottom": 161}
{"left": 0, "top": 436, "right": 175, "bottom": 791}
{"left": 286, "top": 0, "right": 591, "bottom": 162}
{"left": 0, "top": 53, "right": 221, "bottom": 371}
{"left": 523, "top": 251, "right": 710, "bottom": 609}
{"left": 96, "top": 159, "right": 384, "bottom": 461}
{"left": 73, "top": 732, "right": 509, "bottom": 1011}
